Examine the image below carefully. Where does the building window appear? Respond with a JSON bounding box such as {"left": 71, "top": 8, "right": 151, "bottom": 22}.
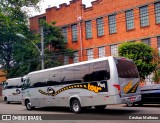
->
{"left": 64, "top": 56, "right": 69, "bottom": 65}
{"left": 62, "top": 27, "right": 68, "bottom": 43}
{"left": 145, "top": 73, "right": 154, "bottom": 84}
{"left": 155, "top": 2, "right": 160, "bottom": 24}
{"left": 87, "top": 49, "right": 94, "bottom": 60}
{"left": 140, "top": 6, "right": 149, "bottom": 27}
{"left": 110, "top": 44, "right": 118, "bottom": 56}
{"left": 141, "top": 38, "right": 151, "bottom": 45}
{"left": 85, "top": 20, "right": 92, "bottom": 39}
{"left": 98, "top": 47, "right": 105, "bottom": 58}
{"left": 108, "top": 14, "right": 117, "bottom": 34}
{"left": 125, "top": 10, "right": 134, "bottom": 30}
{"left": 96, "top": 17, "right": 104, "bottom": 36}
{"left": 73, "top": 51, "right": 79, "bottom": 63}
{"left": 71, "top": 24, "right": 78, "bottom": 42}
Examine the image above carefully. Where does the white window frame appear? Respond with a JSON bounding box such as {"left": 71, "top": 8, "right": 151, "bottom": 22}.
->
{"left": 108, "top": 14, "right": 117, "bottom": 34}
{"left": 85, "top": 20, "right": 92, "bottom": 39}
{"left": 71, "top": 24, "right": 78, "bottom": 42}
{"left": 155, "top": 2, "right": 160, "bottom": 24}
{"left": 125, "top": 9, "right": 134, "bottom": 30}
{"left": 141, "top": 38, "right": 151, "bottom": 46}
{"left": 145, "top": 73, "right": 154, "bottom": 84}
{"left": 87, "top": 49, "right": 94, "bottom": 60}
{"left": 110, "top": 44, "right": 118, "bottom": 56}
{"left": 140, "top": 6, "right": 149, "bottom": 27}
{"left": 62, "top": 27, "right": 68, "bottom": 43}
{"left": 98, "top": 47, "right": 106, "bottom": 58}
{"left": 73, "top": 51, "right": 79, "bottom": 63}
{"left": 96, "top": 17, "right": 104, "bottom": 36}
{"left": 64, "top": 56, "right": 69, "bottom": 65}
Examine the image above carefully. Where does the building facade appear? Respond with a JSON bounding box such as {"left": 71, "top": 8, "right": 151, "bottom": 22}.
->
{"left": 0, "top": 70, "right": 6, "bottom": 97}
{"left": 30, "top": 0, "right": 160, "bottom": 83}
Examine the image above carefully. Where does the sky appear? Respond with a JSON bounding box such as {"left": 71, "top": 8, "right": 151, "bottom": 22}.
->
{"left": 28, "top": 0, "right": 95, "bottom": 17}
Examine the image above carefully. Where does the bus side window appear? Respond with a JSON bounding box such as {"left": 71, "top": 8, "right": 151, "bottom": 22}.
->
{"left": 62, "top": 67, "right": 75, "bottom": 84}
{"left": 103, "top": 60, "right": 110, "bottom": 80}
{"left": 22, "top": 77, "right": 30, "bottom": 89}
{"left": 49, "top": 70, "right": 62, "bottom": 86}
{"left": 73, "top": 66, "right": 83, "bottom": 83}
{"left": 90, "top": 61, "right": 110, "bottom": 81}
{"left": 82, "top": 63, "right": 92, "bottom": 82}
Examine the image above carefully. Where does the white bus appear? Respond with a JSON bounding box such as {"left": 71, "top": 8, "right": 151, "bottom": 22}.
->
{"left": 2, "top": 77, "right": 22, "bottom": 104}
{"left": 21, "top": 56, "right": 141, "bottom": 113}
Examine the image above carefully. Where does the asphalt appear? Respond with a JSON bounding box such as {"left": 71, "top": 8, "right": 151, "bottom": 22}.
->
{"left": 0, "top": 96, "right": 2, "bottom": 102}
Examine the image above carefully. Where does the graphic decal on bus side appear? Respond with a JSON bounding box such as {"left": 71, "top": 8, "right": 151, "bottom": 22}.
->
{"left": 38, "top": 81, "right": 108, "bottom": 96}
{"left": 12, "top": 89, "right": 21, "bottom": 95}
{"left": 123, "top": 81, "right": 139, "bottom": 94}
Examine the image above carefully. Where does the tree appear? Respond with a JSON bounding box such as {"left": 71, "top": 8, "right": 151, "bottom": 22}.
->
{"left": 0, "top": 0, "right": 74, "bottom": 78}
{"left": 152, "top": 49, "right": 160, "bottom": 83}
{"left": 9, "top": 34, "right": 40, "bottom": 78}
{"left": 39, "top": 20, "right": 74, "bottom": 69}
{"left": 0, "top": 0, "right": 41, "bottom": 78}
{"left": 118, "top": 42, "right": 156, "bottom": 81}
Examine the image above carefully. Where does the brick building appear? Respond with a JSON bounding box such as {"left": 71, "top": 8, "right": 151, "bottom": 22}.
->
{"left": 0, "top": 70, "right": 6, "bottom": 97}
{"left": 29, "top": 0, "right": 160, "bottom": 83}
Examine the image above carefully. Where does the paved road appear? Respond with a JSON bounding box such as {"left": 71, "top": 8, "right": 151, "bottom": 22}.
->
{"left": 0, "top": 102, "right": 159, "bottom": 123}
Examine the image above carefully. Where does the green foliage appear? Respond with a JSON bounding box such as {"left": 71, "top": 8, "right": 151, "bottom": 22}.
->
{"left": 153, "top": 70, "right": 160, "bottom": 83}
{"left": 152, "top": 50, "right": 160, "bottom": 83}
{"left": 40, "top": 20, "right": 66, "bottom": 51}
{"left": 118, "top": 42, "right": 156, "bottom": 81}
{"left": 0, "top": 0, "right": 40, "bottom": 78}
{"left": 10, "top": 34, "right": 40, "bottom": 78}
{"left": 39, "top": 20, "right": 74, "bottom": 69}
{"left": 0, "top": 0, "right": 73, "bottom": 78}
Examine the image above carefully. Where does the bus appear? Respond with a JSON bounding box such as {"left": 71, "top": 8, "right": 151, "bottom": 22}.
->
{"left": 21, "top": 56, "right": 141, "bottom": 113}
{"left": 2, "top": 77, "right": 22, "bottom": 104}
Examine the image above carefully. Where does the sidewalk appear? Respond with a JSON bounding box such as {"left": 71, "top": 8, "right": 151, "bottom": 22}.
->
{"left": 0, "top": 96, "right": 3, "bottom": 102}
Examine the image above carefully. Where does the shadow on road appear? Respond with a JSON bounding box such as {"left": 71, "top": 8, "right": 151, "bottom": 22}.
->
{"left": 122, "top": 104, "right": 160, "bottom": 108}
{"left": 24, "top": 107, "right": 141, "bottom": 120}
{"left": 2, "top": 102, "right": 22, "bottom": 105}
{"left": 31, "top": 107, "right": 139, "bottom": 115}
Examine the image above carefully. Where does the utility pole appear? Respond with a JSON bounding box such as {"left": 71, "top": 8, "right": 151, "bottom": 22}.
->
{"left": 41, "top": 26, "right": 44, "bottom": 70}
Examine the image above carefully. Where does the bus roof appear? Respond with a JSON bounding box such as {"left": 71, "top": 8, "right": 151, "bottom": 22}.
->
{"left": 6, "top": 77, "right": 21, "bottom": 82}
{"left": 28, "top": 56, "right": 114, "bottom": 75}
{"left": 6, "top": 77, "right": 21, "bottom": 86}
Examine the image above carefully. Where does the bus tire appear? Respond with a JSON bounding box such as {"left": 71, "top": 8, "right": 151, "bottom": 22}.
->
{"left": 25, "top": 99, "right": 35, "bottom": 110}
{"left": 70, "top": 99, "right": 81, "bottom": 113}
{"left": 4, "top": 97, "right": 10, "bottom": 104}
{"left": 95, "top": 105, "right": 106, "bottom": 110}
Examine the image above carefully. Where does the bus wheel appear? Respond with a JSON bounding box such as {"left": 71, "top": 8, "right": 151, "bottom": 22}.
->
{"left": 4, "top": 97, "right": 10, "bottom": 104}
{"left": 95, "top": 105, "right": 106, "bottom": 110}
{"left": 25, "top": 100, "right": 34, "bottom": 110}
{"left": 71, "top": 99, "right": 81, "bottom": 113}
{"left": 126, "top": 102, "right": 135, "bottom": 107}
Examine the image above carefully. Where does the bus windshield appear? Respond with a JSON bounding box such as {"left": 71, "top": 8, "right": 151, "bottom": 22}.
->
{"left": 115, "top": 58, "right": 139, "bottom": 78}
